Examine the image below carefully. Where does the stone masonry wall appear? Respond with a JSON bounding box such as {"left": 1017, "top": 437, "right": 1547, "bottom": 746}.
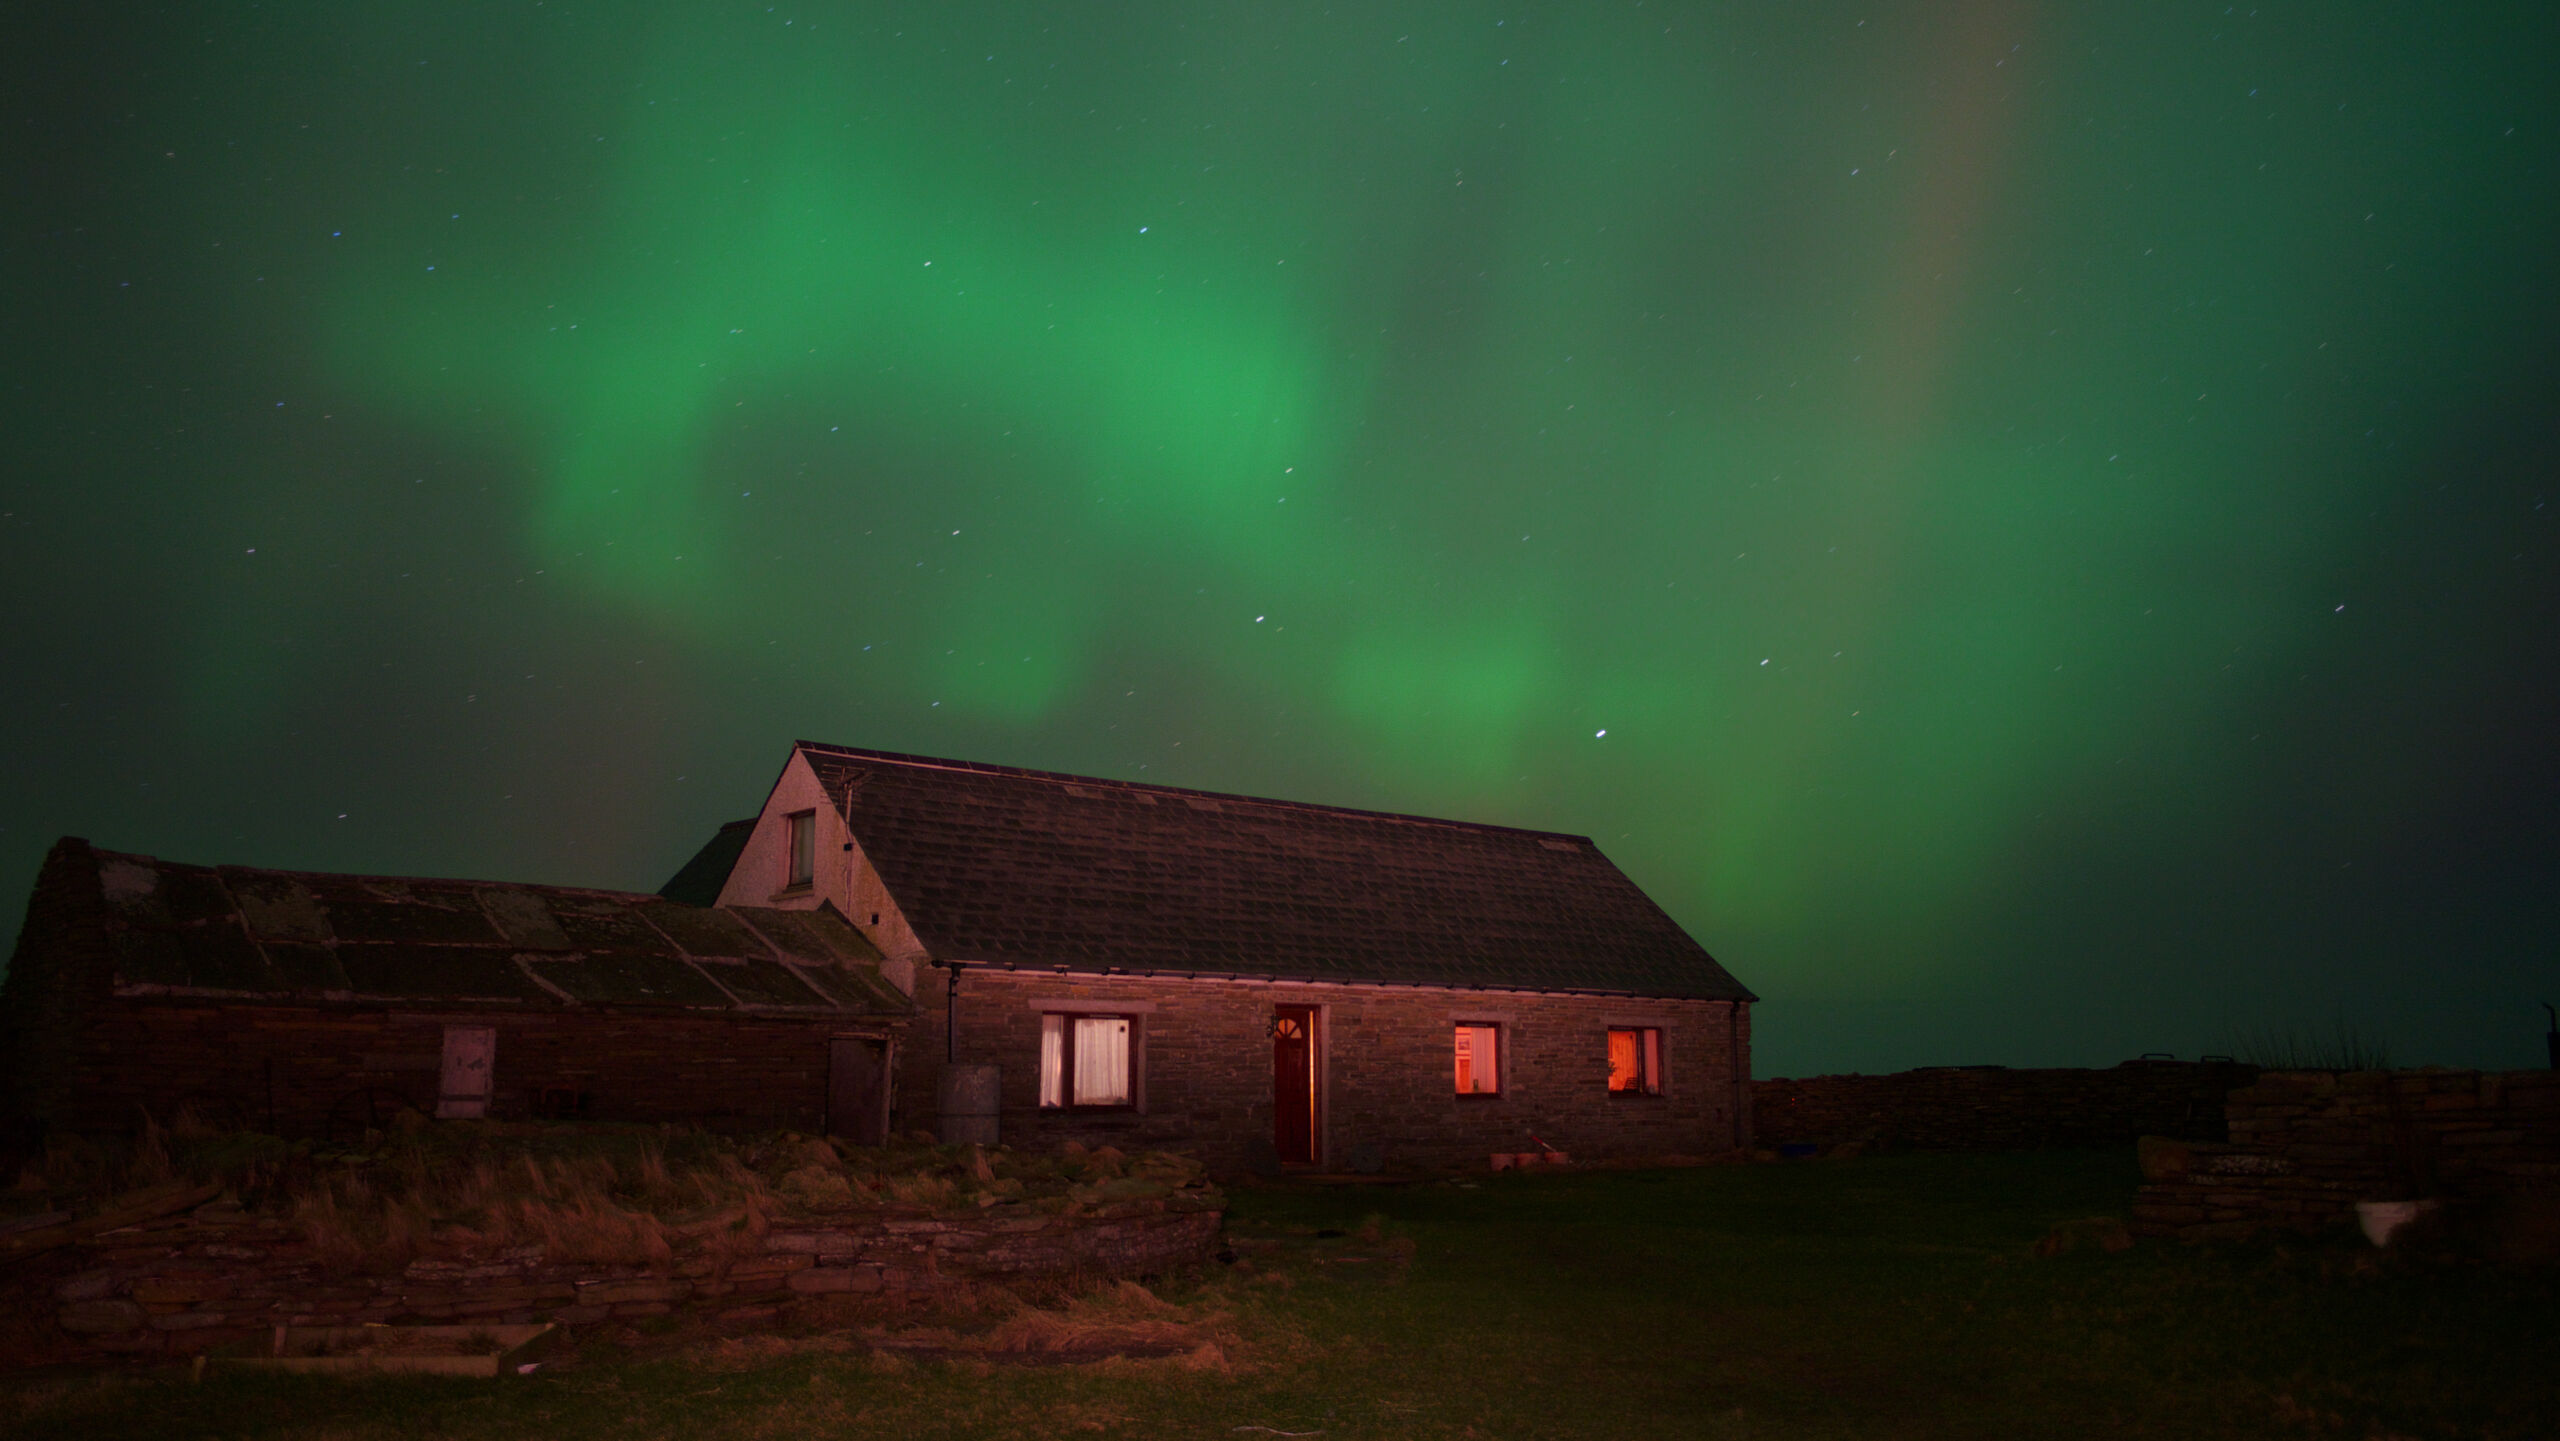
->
{"left": 2132, "top": 1069, "right": 2560, "bottom": 1241}
{"left": 1752, "top": 1061, "right": 2260, "bottom": 1152}
{"left": 0, "top": 837, "right": 120, "bottom": 1127}
{"left": 49, "top": 1000, "right": 889, "bottom": 1138}
{"left": 39, "top": 1191, "right": 1221, "bottom": 1358}
{"left": 899, "top": 972, "right": 1752, "bottom": 1172}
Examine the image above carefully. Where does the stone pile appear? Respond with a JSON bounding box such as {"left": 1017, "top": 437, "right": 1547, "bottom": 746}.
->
{"left": 2132, "top": 1068, "right": 2559, "bottom": 1243}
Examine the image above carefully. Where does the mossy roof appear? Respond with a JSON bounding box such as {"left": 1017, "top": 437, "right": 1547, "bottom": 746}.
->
{"left": 31, "top": 838, "right": 912, "bottom": 1017}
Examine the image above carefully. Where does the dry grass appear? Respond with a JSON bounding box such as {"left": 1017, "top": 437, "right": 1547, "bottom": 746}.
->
{"left": 982, "top": 1280, "right": 1237, "bottom": 1370}
{"left": 840, "top": 1279, "right": 1243, "bottom": 1373}
{"left": 675, "top": 1279, "right": 1242, "bottom": 1378}
{"left": 286, "top": 1141, "right": 719, "bottom": 1272}
{"left": 7, "top": 1154, "right": 2556, "bottom": 1440}
{"left": 2226, "top": 1018, "right": 2394, "bottom": 1071}
{"left": 3, "top": 1118, "right": 1214, "bottom": 1277}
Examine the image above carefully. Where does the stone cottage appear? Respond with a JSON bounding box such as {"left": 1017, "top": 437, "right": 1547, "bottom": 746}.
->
{"left": 660, "top": 742, "right": 1756, "bottom": 1171}
{"left": 0, "top": 839, "right": 914, "bottom": 1140}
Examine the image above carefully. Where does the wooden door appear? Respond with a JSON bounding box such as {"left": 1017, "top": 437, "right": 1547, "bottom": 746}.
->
{"left": 436, "top": 1027, "right": 495, "bottom": 1120}
{"left": 828, "top": 1036, "right": 890, "bottom": 1145}
{"left": 1272, "top": 1006, "right": 1317, "bottom": 1165}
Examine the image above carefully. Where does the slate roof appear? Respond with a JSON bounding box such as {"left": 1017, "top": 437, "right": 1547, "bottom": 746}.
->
{"left": 658, "top": 818, "right": 756, "bottom": 908}
{"left": 25, "top": 838, "right": 911, "bottom": 1016}
{"left": 787, "top": 742, "right": 1754, "bottom": 1002}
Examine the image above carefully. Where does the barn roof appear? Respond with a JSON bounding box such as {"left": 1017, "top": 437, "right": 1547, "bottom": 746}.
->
{"left": 20, "top": 838, "right": 911, "bottom": 1016}
{"left": 783, "top": 742, "right": 1754, "bottom": 1002}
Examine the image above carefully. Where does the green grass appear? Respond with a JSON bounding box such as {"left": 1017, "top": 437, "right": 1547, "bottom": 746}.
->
{"left": 5, "top": 1150, "right": 2553, "bottom": 1439}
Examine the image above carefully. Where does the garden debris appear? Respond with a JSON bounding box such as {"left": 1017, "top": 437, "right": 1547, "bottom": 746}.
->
{"left": 208, "top": 1322, "right": 558, "bottom": 1378}
{"left": 0, "top": 1184, "right": 221, "bottom": 1264}
{"left": 857, "top": 1279, "right": 1239, "bottom": 1370}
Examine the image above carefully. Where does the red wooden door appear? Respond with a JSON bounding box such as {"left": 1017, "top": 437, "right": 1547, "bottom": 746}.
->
{"left": 1272, "top": 1006, "right": 1317, "bottom": 1164}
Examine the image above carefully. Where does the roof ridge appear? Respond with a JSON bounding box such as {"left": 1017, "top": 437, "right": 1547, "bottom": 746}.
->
{"left": 95, "top": 846, "right": 678, "bottom": 905}
{"left": 791, "top": 740, "right": 1594, "bottom": 844}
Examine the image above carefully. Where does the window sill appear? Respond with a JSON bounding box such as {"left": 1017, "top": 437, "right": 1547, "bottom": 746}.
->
{"left": 1453, "top": 1092, "right": 1504, "bottom": 1101}
{"left": 1608, "top": 1089, "right": 1667, "bottom": 1099}
{"left": 770, "top": 882, "right": 815, "bottom": 901}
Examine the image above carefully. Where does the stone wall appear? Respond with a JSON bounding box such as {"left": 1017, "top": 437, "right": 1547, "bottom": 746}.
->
{"left": 1751, "top": 1060, "right": 2259, "bottom": 1152}
{"left": 900, "top": 972, "right": 1752, "bottom": 1171}
{"left": 2132, "top": 1068, "right": 2560, "bottom": 1242}
{"left": 39, "top": 1000, "right": 886, "bottom": 1138}
{"left": 38, "top": 1191, "right": 1221, "bottom": 1358}
{"left": 0, "top": 837, "right": 116, "bottom": 1127}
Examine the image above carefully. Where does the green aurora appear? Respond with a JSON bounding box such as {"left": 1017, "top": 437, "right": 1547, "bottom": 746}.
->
{"left": 7, "top": 2, "right": 2556, "bottom": 1072}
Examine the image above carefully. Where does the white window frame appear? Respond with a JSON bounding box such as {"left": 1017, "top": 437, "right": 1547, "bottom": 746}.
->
{"left": 784, "top": 809, "right": 817, "bottom": 889}
{"left": 1038, "top": 1012, "right": 1140, "bottom": 1110}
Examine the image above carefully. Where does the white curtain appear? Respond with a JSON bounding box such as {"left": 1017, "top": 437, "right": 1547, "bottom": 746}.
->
{"left": 1074, "top": 1016, "right": 1131, "bottom": 1105}
{"left": 1456, "top": 1024, "right": 1499, "bottom": 1094}
{"left": 1040, "top": 1014, "right": 1066, "bottom": 1107}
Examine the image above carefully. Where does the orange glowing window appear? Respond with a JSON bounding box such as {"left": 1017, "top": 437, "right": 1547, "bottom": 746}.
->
{"left": 1608, "top": 1027, "right": 1662, "bottom": 1095}
{"left": 1454, "top": 1024, "right": 1500, "bottom": 1096}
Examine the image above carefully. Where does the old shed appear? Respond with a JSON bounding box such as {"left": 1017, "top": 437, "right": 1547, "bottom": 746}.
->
{"left": 0, "top": 838, "right": 914, "bottom": 1140}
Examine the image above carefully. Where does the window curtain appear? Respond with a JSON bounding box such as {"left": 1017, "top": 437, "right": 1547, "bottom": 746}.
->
{"left": 1456, "top": 1024, "right": 1499, "bottom": 1094}
{"left": 1039, "top": 1014, "right": 1065, "bottom": 1107}
{"left": 1608, "top": 1029, "right": 1640, "bottom": 1091}
{"left": 788, "top": 812, "right": 815, "bottom": 886}
{"left": 1073, "top": 1016, "right": 1130, "bottom": 1105}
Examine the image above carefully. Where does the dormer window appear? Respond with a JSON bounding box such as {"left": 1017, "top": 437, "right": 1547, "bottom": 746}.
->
{"left": 786, "top": 809, "right": 817, "bottom": 889}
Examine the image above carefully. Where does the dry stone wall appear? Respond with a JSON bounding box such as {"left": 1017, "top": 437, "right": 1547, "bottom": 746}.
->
{"left": 2133, "top": 1068, "right": 2560, "bottom": 1242}
{"left": 1752, "top": 1060, "right": 2258, "bottom": 1152}
{"left": 35, "top": 1192, "right": 1220, "bottom": 1359}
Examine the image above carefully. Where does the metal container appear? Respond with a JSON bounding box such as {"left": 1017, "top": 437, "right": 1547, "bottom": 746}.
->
{"left": 937, "top": 1063, "right": 1001, "bottom": 1146}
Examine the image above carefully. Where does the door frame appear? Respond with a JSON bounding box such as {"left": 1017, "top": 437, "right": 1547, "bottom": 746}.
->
{"left": 1271, "top": 1002, "right": 1325, "bottom": 1167}
{"left": 827, "top": 1032, "right": 895, "bottom": 1144}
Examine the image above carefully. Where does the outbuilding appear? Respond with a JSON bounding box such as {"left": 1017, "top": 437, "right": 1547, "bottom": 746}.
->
{"left": 0, "top": 838, "right": 914, "bottom": 1141}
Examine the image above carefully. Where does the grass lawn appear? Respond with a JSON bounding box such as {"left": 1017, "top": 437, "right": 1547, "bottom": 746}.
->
{"left": 3, "top": 1149, "right": 2552, "bottom": 1439}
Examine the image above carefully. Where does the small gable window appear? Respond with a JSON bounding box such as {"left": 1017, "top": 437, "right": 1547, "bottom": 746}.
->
{"left": 1454, "top": 1023, "right": 1501, "bottom": 1096}
{"left": 785, "top": 809, "right": 817, "bottom": 889}
{"left": 1040, "top": 1014, "right": 1133, "bottom": 1108}
{"left": 1608, "top": 1027, "right": 1663, "bottom": 1095}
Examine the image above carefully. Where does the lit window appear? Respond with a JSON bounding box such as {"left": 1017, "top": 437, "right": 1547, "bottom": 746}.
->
{"left": 1608, "top": 1027, "right": 1663, "bottom": 1095}
{"left": 1040, "top": 1014, "right": 1133, "bottom": 1107}
{"left": 786, "top": 809, "right": 816, "bottom": 888}
{"left": 1454, "top": 1023, "right": 1501, "bottom": 1095}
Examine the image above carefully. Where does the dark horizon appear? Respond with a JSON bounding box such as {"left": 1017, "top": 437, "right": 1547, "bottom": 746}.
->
{"left": 7, "top": 3, "right": 2556, "bottom": 1078}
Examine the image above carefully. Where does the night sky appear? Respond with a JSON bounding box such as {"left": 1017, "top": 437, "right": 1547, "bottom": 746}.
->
{"left": 8, "top": 4, "right": 2557, "bottom": 1076}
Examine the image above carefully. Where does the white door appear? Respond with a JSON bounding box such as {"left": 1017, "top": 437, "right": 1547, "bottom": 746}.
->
{"left": 437, "top": 1026, "right": 496, "bottom": 1119}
